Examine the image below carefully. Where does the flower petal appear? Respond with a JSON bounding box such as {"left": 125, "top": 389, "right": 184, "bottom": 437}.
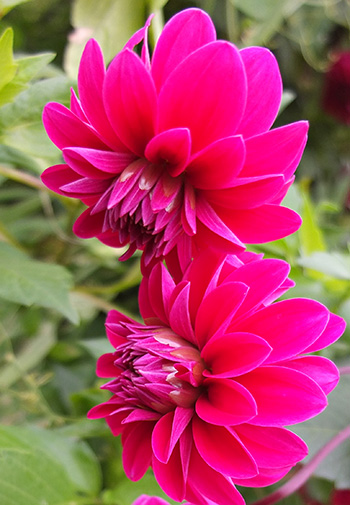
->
{"left": 78, "top": 39, "right": 123, "bottom": 149}
{"left": 195, "top": 282, "right": 249, "bottom": 348}
{"left": 235, "top": 298, "right": 330, "bottom": 363}
{"left": 188, "top": 445, "right": 245, "bottom": 505}
{"left": 304, "top": 313, "right": 346, "bottom": 353}
{"left": 233, "top": 424, "right": 308, "bottom": 468}
{"left": 43, "top": 102, "right": 106, "bottom": 150}
{"left": 196, "top": 377, "right": 257, "bottom": 425}
{"left": 63, "top": 147, "right": 136, "bottom": 177}
{"left": 152, "top": 407, "right": 193, "bottom": 463}
{"left": 214, "top": 203, "right": 302, "bottom": 243}
{"left": 186, "top": 136, "right": 245, "bottom": 189}
{"left": 145, "top": 128, "right": 191, "bottom": 177}
{"left": 153, "top": 445, "right": 186, "bottom": 502}
{"left": 104, "top": 49, "right": 157, "bottom": 156}
{"left": 239, "top": 47, "right": 282, "bottom": 137}
{"left": 151, "top": 8, "right": 216, "bottom": 91}
{"left": 157, "top": 41, "right": 246, "bottom": 152}
{"left": 192, "top": 416, "right": 258, "bottom": 478}
{"left": 236, "top": 366, "right": 327, "bottom": 426}
{"left": 279, "top": 356, "right": 339, "bottom": 395}
{"left": 202, "top": 174, "right": 285, "bottom": 209}
{"left": 122, "top": 422, "right": 154, "bottom": 480}
{"left": 241, "top": 121, "right": 309, "bottom": 180}
{"left": 202, "top": 332, "right": 272, "bottom": 378}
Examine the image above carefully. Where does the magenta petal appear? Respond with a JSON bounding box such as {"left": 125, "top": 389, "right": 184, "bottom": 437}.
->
{"left": 225, "top": 258, "right": 290, "bottom": 321}
{"left": 169, "top": 282, "right": 196, "bottom": 344}
{"left": 153, "top": 445, "right": 186, "bottom": 502}
{"left": 78, "top": 39, "right": 123, "bottom": 149}
{"left": 233, "top": 465, "right": 292, "bottom": 488}
{"left": 152, "top": 408, "right": 193, "bottom": 463}
{"left": 236, "top": 366, "right": 327, "bottom": 426}
{"left": 151, "top": 8, "right": 216, "bottom": 91}
{"left": 132, "top": 496, "right": 169, "bottom": 505}
{"left": 157, "top": 41, "right": 247, "bottom": 152}
{"left": 146, "top": 262, "right": 175, "bottom": 324}
{"left": 145, "top": 128, "right": 191, "bottom": 177}
{"left": 73, "top": 208, "right": 105, "bottom": 238}
{"left": 41, "top": 164, "right": 80, "bottom": 194}
{"left": 151, "top": 172, "right": 183, "bottom": 212}
{"left": 186, "top": 135, "right": 245, "bottom": 190}
{"left": 215, "top": 203, "right": 302, "bottom": 243}
{"left": 304, "top": 313, "right": 346, "bottom": 353}
{"left": 188, "top": 446, "right": 245, "bottom": 505}
{"left": 96, "top": 353, "right": 117, "bottom": 377}
{"left": 195, "top": 282, "right": 249, "bottom": 348}
{"left": 242, "top": 121, "right": 309, "bottom": 180}
{"left": 192, "top": 416, "right": 258, "bottom": 478}
{"left": 104, "top": 49, "right": 157, "bottom": 156}
{"left": 234, "top": 424, "right": 308, "bottom": 468}
{"left": 202, "top": 332, "right": 272, "bottom": 378}
{"left": 196, "top": 196, "right": 245, "bottom": 248}
{"left": 239, "top": 47, "right": 282, "bottom": 137}
{"left": 63, "top": 147, "right": 135, "bottom": 176}
{"left": 279, "top": 356, "right": 339, "bottom": 395}
{"left": 122, "top": 422, "right": 154, "bottom": 480}
{"left": 236, "top": 298, "right": 330, "bottom": 363}
{"left": 196, "top": 378, "right": 257, "bottom": 425}
{"left": 202, "top": 174, "right": 284, "bottom": 209}
{"left": 43, "top": 103, "right": 106, "bottom": 150}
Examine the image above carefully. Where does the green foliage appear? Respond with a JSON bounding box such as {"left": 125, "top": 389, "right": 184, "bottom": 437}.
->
{"left": 0, "top": 424, "right": 101, "bottom": 504}
{"left": 0, "top": 242, "right": 78, "bottom": 322}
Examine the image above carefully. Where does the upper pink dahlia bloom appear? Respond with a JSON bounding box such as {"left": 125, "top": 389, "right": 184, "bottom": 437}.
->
{"left": 88, "top": 250, "right": 344, "bottom": 505}
{"left": 42, "top": 8, "right": 306, "bottom": 270}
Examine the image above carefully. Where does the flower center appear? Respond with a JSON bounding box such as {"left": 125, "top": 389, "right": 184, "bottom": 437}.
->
{"left": 106, "top": 326, "right": 205, "bottom": 414}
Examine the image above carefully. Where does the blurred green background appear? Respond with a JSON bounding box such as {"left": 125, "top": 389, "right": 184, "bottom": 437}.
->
{"left": 0, "top": 1, "right": 349, "bottom": 504}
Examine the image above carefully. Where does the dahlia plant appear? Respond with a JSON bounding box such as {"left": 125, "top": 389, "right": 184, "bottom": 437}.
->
{"left": 41, "top": 8, "right": 307, "bottom": 272}
{"left": 88, "top": 251, "right": 345, "bottom": 505}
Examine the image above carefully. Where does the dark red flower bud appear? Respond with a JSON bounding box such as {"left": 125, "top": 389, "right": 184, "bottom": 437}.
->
{"left": 323, "top": 51, "right": 350, "bottom": 125}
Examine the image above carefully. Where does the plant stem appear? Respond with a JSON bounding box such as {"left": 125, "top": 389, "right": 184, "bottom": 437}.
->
{"left": 250, "top": 424, "right": 350, "bottom": 505}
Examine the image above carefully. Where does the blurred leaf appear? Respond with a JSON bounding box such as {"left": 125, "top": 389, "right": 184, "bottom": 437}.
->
{"left": 103, "top": 471, "right": 179, "bottom": 505}
{"left": 279, "top": 90, "right": 296, "bottom": 115}
{"left": 65, "top": 0, "right": 146, "bottom": 79}
{"left": 299, "top": 183, "right": 326, "bottom": 255}
{"left": 0, "top": 424, "right": 102, "bottom": 503}
{"left": 0, "top": 242, "right": 78, "bottom": 322}
{"left": 0, "top": 0, "right": 31, "bottom": 17}
{"left": 292, "top": 375, "right": 350, "bottom": 488}
{"left": 13, "top": 52, "right": 55, "bottom": 84}
{"left": 80, "top": 337, "right": 112, "bottom": 359}
{"left": 0, "top": 28, "right": 16, "bottom": 91}
{"left": 0, "top": 322, "right": 56, "bottom": 388}
{"left": 298, "top": 252, "right": 350, "bottom": 280}
{"left": 0, "top": 143, "right": 40, "bottom": 172}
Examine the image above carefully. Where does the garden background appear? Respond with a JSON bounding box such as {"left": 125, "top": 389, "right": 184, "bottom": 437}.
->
{"left": 0, "top": 0, "right": 349, "bottom": 504}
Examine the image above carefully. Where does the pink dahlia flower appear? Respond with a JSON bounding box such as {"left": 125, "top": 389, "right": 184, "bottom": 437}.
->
{"left": 88, "top": 251, "right": 344, "bottom": 505}
{"left": 42, "top": 8, "right": 307, "bottom": 270}
{"left": 132, "top": 496, "right": 170, "bottom": 505}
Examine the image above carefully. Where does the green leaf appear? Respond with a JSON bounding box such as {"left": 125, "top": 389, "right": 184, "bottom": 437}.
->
{"left": 0, "top": 28, "right": 17, "bottom": 91}
{"left": 0, "top": 242, "right": 78, "bottom": 322}
{"left": 292, "top": 375, "right": 350, "bottom": 488}
{"left": 65, "top": 0, "right": 146, "bottom": 78}
{"left": 298, "top": 252, "right": 350, "bottom": 281}
{"left": 103, "top": 471, "right": 179, "bottom": 505}
{"left": 299, "top": 183, "right": 326, "bottom": 256}
{"left": 0, "top": 52, "right": 56, "bottom": 107}
{"left": 0, "top": 322, "right": 56, "bottom": 388}
{"left": 80, "top": 337, "right": 113, "bottom": 359}
{"left": 0, "top": 425, "right": 102, "bottom": 504}
{"left": 0, "top": 0, "right": 31, "bottom": 17}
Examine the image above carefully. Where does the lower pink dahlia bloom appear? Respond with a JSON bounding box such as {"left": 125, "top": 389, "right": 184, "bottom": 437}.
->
{"left": 42, "top": 8, "right": 307, "bottom": 271}
{"left": 88, "top": 251, "right": 344, "bottom": 505}
{"left": 132, "top": 496, "right": 170, "bottom": 505}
